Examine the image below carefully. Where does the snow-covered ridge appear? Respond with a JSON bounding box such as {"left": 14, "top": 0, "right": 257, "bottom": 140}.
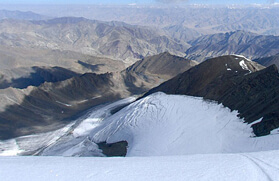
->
{"left": 232, "top": 54, "right": 251, "bottom": 61}
{"left": 91, "top": 92, "right": 279, "bottom": 156}
{"left": 231, "top": 54, "right": 253, "bottom": 73}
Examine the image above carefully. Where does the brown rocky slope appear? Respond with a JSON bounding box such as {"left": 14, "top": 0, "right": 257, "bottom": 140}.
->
{"left": 0, "top": 52, "right": 196, "bottom": 140}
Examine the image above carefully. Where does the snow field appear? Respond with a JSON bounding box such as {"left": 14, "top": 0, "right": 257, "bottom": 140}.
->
{"left": 1, "top": 150, "right": 279, "bottom": 181}
{"left": 40, "top": 97, "right": 136, "bottom": 156}
{"left": 1, "top": 93, "right": 279, "bottom": 180}
{"left": 90, "top": 92, "right": 279, "bottom": 156}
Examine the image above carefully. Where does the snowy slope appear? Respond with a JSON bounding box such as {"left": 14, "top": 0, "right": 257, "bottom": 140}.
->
{"left": 0, "top": 97, "right": 136, "bottom": 156}
{"left": 0, "top": 122, "right": 75, "bottom": 156}
{"left": 1, "top": 150, "right": 279, "bottom": 181}
{"left": 1, "top": 92, "right": 279, "bottom": 157}
{"left": 1, "top": 92, "right": 279, "bottom": 181}
{"left": 91, "top": 92, "right": 279, "bottom": 156}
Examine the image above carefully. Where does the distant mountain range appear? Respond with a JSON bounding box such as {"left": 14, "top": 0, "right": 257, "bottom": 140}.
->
{"left": 0, "top": 10, "right": 48, "bottom": 20}
{"left": 0, "top": 17, "right": 188, "bottom": 65}
{"left": 1, "top": 10, "right": 279, "bottom": 69}
{"left": 21, "top": 5, "right": 279, "bottom": 38}
{"left": 186, "top": 30, "right": 279, "bottom": 62}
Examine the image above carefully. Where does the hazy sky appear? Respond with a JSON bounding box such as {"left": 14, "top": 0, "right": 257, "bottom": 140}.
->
{"left": 0, "top": 0, "right": 277, "bottom": 5}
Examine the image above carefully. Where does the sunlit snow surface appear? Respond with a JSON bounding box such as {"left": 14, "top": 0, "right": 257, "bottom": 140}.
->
{"left": 91, "top": 92, "right": 279, "bottom": 156}
{"left": 2, "top": 93, "right": 279, "bottom": 157}
{"left": 1, "top": 150, "right": 279, "bottom": 181}
{"left": 1, "top": 93, "right": 279, "bottom": 180}
{"left": 239, "top": 60, "right": 252, "bottom": 73}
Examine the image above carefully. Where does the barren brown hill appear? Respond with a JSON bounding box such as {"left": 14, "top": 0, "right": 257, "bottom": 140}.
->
{"left": 0, "top": 45, "right": 125, "bottom": 89}
{"left": 0, "top": 46, "right": 125, "bottom": 74}
{"left": 0, "top": 52, "right": 197, "bottom": 140}
{"left": 126, "top": 52, "right": 198, "bottom": 80}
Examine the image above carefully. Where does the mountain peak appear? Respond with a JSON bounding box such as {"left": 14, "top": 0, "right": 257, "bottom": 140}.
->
{"left": 126, "top": 52, "right": 198, "bottom": 80}
{"left": 144, "top": 55, "right": 279, "bottom": 136}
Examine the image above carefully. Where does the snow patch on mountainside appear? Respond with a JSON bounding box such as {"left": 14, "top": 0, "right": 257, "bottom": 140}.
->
{"left": 225, "top": 63, "right": 232, "bottom": 71}
{"left": 55, "top": 101, "right": 72, "bottom": 107}
{"left": 233, "top": 54, "right": 251, "bottom": 61}
{"left": 239, "top": 60, "right": 252, "bottom": 73}
{"left": 91, "top": 92, "right": 279, "bottom": 156}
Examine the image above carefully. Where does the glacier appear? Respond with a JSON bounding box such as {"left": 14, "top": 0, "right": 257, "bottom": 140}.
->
{"left": 90, "top": 92, "right": 279, "bottom": 156}
{"left": 1, "top": 92, "right": 279, "bottom": 180}
{"left": 2, "top": 92, "right": 279, "bottom": 157}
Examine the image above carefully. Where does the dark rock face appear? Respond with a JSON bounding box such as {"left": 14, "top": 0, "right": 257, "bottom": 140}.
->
{"left": 145, "top": 55, "right": 279, "bottom": 136}
{"left": 145, "top": 55, "right": 263, "bottom": 96}
{"left": 216, "top": 65, "right": 279, "bottom": 136}
{"left": 97, "top": 141, "right": 128, "bottom": 157}
{"left": 254, "top": 54, "right": 279, "bottom": 69}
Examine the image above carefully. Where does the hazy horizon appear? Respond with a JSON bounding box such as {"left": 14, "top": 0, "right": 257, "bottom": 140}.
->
{"left": 0, "top": 0, "right": 277, "bottom": 5}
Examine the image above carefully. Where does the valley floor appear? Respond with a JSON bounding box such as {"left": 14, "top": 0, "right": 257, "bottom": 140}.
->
{"left": 1, "top": 150, "right": 279, "bottom": 181}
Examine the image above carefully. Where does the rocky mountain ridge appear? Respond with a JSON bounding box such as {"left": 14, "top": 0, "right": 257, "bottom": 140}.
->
{"left": 254, "top": 54, "right": 279, "bottom": 68}
{"left": 18, "top": 5, "right": 279, "bottom": 40}
{"left": 0, "top": 17, "right": 189, "bottom": 65}
{"left": 0, "top": 52, "right": 196, "bottom": 140}
{"left": 186, "top": 30, "right": 279, "bottom": 62}
{"left": 145, "top": 55, "right": 279, "bottom": 136}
